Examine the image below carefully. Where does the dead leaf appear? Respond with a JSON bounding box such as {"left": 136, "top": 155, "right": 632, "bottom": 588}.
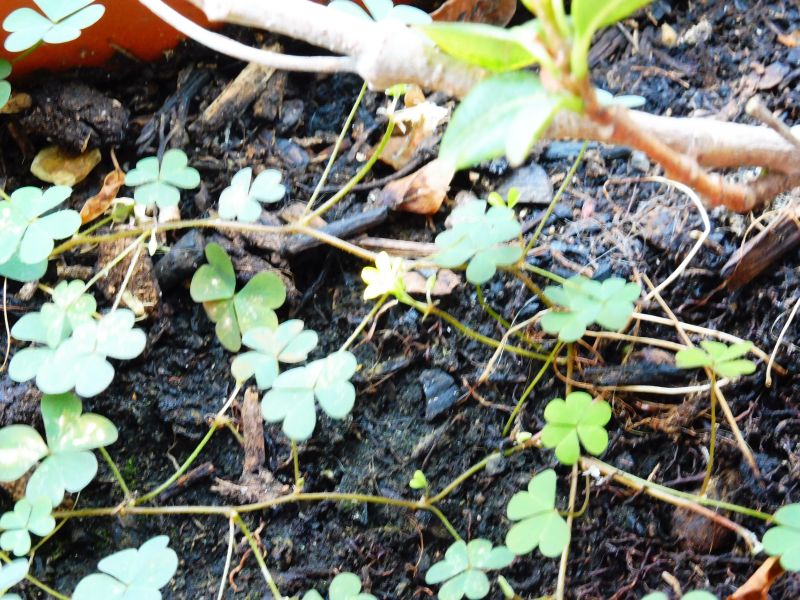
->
{"left": 403, "top": 269, "right": 461, "bottom": 296}
{"left": 727, "top": 556, "right": 784, "bottom": 600}
{"left": 80, "top": 149, "right": 125, "bottom": 223}
{"left": 31, "top": 145, "right": 101, "bottom": 187}
{"left": 380, "top": 158, "right": 455, "bottom": 215}
{"left": 431, "top": 0, "right": 516, "bottom": 25}
{"left": 380, "top": 95, "right": 448, "bottom": 170}
{"left": 0, "top": 92, "right": 31, "bottom": 114}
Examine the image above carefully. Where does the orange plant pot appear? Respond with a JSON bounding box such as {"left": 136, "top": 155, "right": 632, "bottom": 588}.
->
{"left": 0, "top": 0, "right": 212, "bottom": 78}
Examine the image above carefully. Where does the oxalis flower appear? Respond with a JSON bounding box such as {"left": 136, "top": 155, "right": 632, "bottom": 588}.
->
{"left": 361, "top": 252, "right": 406, "bottom": 300}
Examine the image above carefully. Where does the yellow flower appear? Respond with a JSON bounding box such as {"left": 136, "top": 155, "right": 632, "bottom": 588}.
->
{"left": 361, "top": 252, "right": 405, "bottom": 300}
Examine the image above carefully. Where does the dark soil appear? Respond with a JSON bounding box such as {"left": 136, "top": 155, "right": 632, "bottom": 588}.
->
{"left": 2, "top": 1, "right": 800, "bottom": 599}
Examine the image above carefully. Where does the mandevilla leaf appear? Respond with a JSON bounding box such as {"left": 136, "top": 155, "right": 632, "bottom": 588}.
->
{"left": 762, "top": 503, "right": 800, "bottom": 572}
{"left": 124, "top": 149, "right": 200, "bottom": 209}
{"left": 73, "top": 535, "right": 179, "bottom": 600}
{"left": 302, "top": 572, "right": 377, "bottom": 600}
{"left": 420, "top": 22, "right": 544, "bottom": 72}
{"left": 425, "top": 539, "right": 514, "bottom": 600}
{"left": 440, "top": 72, "right": 575, "bottom": 170}
{"left": 570, "top": 0, "right": 652, "bottom": 78}
{"left": 540, "top": 392, "right": 611, "bottom": 465}
{"left": 505, "top": 469, "right": 569, "bottom": 557}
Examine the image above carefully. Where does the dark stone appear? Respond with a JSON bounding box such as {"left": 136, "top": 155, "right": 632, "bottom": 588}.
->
{"left": 420, "top": 369, "right": 460, "bottom": 420}
{"left": 496, "top": 163, "right": 553, "bottom": 205}
{"left": 275, "top": 138, "right": 309, "bottom": 171}
{"left": 277, "top": 98, "right": 304, "bottom": 134}
{"left": 155, "top": 230, "right": 206, "bottom": 290}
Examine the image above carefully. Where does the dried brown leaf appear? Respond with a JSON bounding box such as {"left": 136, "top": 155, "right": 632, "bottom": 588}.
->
{"left": 727, "top": 556, "right": 784, "bottom": 600}
{"left": 379, "top": 158, "right": 455, "bottom": 215}
{"left": 431, "top": 0, "right": 517, "bottom": 25}
{"left": 80, "top": 150, "right": 125, "bottom": 223}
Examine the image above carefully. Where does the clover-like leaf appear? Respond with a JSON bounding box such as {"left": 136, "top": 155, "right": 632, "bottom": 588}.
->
{"left": 505, "top": 469, "right": 569, "bottom": 557}
{"left": 231, "top": 320, "right": 319, "bottom": 389}
{"left": 8, "top": 393, "right": 118, "bottom": 506}
{"left": 541, "top": 276, "right": 641, "bottom": 342}
{"left": 434, "top": 200, "right": 522, "bottom": 285}
{"left": 12, "top": 280, "right": 96, "bottom": 349}
{"left": 73, "top": 535, "right": 179, "bottom": 600}
{"left": 124, "top": 149, "right": 200, "bottom": 209}
{"left": 0, "top": 496, "right": 55, "bottom": 556}
{"left": 3, "top": 0, "right": 105, "bottom": 52}
{"left": 0, "top": 558, "right": 28, "bottom": 599}
{"left": 329, "top": 0, "right": 431, "bottom": 24}
{"left": 541, "top": 392, "right": 611, "bottom": 465}
{"left": 191, "top": 243, "right": 286, "bottom": 352}
{"left": 261, "top": 351, "right": 358, "bottom": 441}
{"left": 0, "top": 60, "right": 11, "bottom": 110}
{"left": 0, "top": 185, "right": 78, "bottom": 265}
{"left": 763, "top": 504, "right": 800, "bottom": 572}
{"left": 302, "top": 572, "right": 377, "bottom": 600}
{"left": 675, "top": 340, "right": 756, "bottom": 379}
{"left": 0, "top": 253, "right": 48, "bottom": 283}
{"left": 12, "top": 309, "right": 146, "bottom": 397}
{"left": 425, "top": 539, "right": 514, "bottom": 600}
{"left": 218, "top": 167, "right": 285, "bottom": 222}
{"left": 409, "top": 469, "right": 428, "bottom": 490}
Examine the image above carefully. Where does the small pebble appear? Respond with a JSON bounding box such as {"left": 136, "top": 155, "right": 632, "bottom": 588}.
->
{"left": 421, "top": 369, "right": 460, "bottom": 420}
{"left": 496, "top": 163, "right": 553, "bottom": 205}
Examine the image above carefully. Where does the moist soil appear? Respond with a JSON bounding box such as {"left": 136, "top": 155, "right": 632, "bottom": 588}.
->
{"left": 2, "top": 1, "right": 800, "bottom": 598}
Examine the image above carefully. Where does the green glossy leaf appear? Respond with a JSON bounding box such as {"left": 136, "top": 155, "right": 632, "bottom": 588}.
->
{"left": 420, "top": 22, "right": 541, "bottom": 72}
{"left": 441, "top": 72, "right": 552, "bottom": 170}
{"left": 0, "top": 425, "right": 47, "bottom": 482}
{"left": 541, "top": 392, "right": 611, "bottom": 465}
{"left": 205, "top": 299, "right": 242, "bottom": 352}
{"left": 190, "top": 243, "right": 236, "bottom": 302}
{"left": 233, "top": 271, "right": 285, "bottom": 332}
{"left": 571, "top": 0, "right": 652, "bottom": 78}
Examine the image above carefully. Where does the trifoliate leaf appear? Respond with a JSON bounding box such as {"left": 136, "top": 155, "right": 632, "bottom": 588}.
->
{"left": 541, "top": 276, "right": 640, "bottom": 342}
{"left": 261, "top": 351, "right": 358, "bottom": 441}
{"left": 302, "top": 572, "right": 377, "bottom": 600}
{"left": 73, "top": 535, "right": 179, "bottom": 600}
{"left": 0, "top": 497, "right": 55, "bottom": 556}
{"left": 125, "top": 149, "right": 200, "bottom": 209}
{"left": 218, "top": 167, "right": 285, "bottom": 222}
{"left": 425, "top": 539, "right": 513, "bottom": 600}
{"left": 434, "top": 200, "right": 522, "bottom": 284}
{"left": 329, "top": 0, "right": 431, "bottom": 24}
{"left": 3, "top": 0, "right": 105, "bottom": 52}
{"left": 0, "top": 185, "right": 78, "bottom": 265}
{"left": 675, "top": 340, "right": 756, "bottom": 378}
{"left": 541, "top": 392, "right": 611, "bottom": 465}
{"left": 505, "top": 469, "right": 569, "bottom": 557}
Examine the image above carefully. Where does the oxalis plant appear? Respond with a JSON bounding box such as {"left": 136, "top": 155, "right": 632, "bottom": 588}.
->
{"left": 0, "top": 0, "right": 798, "bottom": 598}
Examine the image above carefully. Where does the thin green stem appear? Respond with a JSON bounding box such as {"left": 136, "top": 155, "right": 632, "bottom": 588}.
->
{"left": 521, "top": 263, "right": 568, "bottom": 285}
{"left": 405, "top": 298, "right": 552, "bottom": 361}
{"left": 79, "top": 215, "right": 113, "bottom": 237}
{"left": 340, "top": 294, "right": 388, "bottom": 351}
{"left": 135, "top": 422, "right": 219, "bottom": 505}
{"left": 233, "top": 513, "right": 285, "bottom": 599}
{"left": 291, "top": 440, "right": 303, "bottom": 491}
{"left": 300, "top": 100, "right": 398, "bottom": 226}
{"left": 555, "top": 463, "right": 579, "bottom": 600}
{"left": 99, "top": 447, "right": 132, "bottom": 498}
{"left": 502, "top": 342, "right": 563, "bottom": 436}
{"left": 701, "top": 371, "right": 718, "bottom": 496}
{"left": 427, "top": 506, "right": 462, "bottom": 542}
{"left": 305, "top": 82, "right": 368, "bottom": 214}
{"left": 524, "top": 140, "right": 588, "bottom": 254}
